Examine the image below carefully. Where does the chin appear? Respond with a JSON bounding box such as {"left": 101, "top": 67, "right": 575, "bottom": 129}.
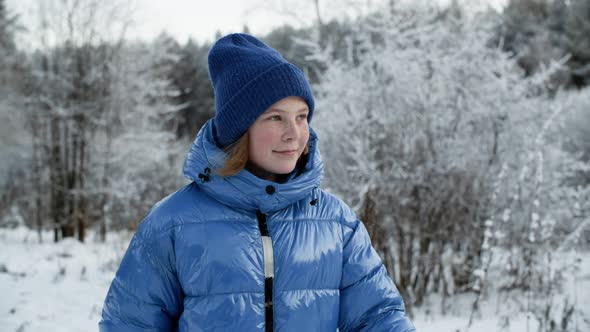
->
{"left": 275, "top": 167, "right": 297, "bottom": 175}
{"left": 270, "top": 163, "right": 297, "bottom": 175}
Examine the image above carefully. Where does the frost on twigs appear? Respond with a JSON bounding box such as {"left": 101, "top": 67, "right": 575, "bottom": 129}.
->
{"left": 303, "top": 1, "right": 589, "bottom": 327}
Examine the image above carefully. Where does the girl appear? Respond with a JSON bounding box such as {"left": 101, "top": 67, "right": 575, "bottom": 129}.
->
{"left": 99, "top": 33, "right": 415, "bottom": 332}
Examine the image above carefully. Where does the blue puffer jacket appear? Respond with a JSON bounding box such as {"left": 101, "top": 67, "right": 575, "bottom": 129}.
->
{"left": 99, "top": 119, "right": 415, "bottom": 332}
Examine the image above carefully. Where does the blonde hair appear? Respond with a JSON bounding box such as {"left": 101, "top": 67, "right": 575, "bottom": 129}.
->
{"left": 216, "top": 132, "right": 310, "bottom": 178}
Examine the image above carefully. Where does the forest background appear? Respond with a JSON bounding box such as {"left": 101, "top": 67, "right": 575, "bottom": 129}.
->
{"left": 1, "top": 0, "right": 590, "bottom": 331}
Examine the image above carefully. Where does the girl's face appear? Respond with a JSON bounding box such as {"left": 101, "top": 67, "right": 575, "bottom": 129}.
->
{"left": 247, "top": 96, "right": 310, "bottom": 181}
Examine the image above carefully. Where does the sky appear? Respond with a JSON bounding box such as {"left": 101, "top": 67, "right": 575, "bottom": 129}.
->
{"left": 6, "top": 0, "right": 507, "bottom": 47}
{"left": 120, "top": 0, "right": 508, "bottom": 44}
{"left": 131, "top": 0, "right": 293, "bottom": 44}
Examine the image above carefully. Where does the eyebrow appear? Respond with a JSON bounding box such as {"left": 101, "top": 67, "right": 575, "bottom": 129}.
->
{"left": 266, "top": 107, "right": 309, "bottom": 113}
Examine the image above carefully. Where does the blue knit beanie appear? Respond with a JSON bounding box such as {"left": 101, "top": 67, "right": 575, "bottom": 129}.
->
{"left": 208, "top": 33, "right": 315, "bottom": 147}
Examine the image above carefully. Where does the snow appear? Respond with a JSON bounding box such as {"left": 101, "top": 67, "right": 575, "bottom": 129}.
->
{"left": 1, "top": 226, "right": 589, "bottom": 331}
{"left": 0, "top": 227, "right": 132, "bottom": 332}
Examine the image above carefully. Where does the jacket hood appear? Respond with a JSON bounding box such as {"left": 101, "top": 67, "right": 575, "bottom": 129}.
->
{"left": 183, "top": 119, "right": 323, "bottom": 214}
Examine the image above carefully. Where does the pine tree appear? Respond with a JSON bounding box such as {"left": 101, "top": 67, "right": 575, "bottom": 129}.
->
{"left": 499, "top": 0, "right": 590, "bottom": 87}
{"left": 0, "top": 0, "right": 16, "bottom": 52}
{"left": 566, "top": 0, "right": 590, "bottom": 86}
{"left": 0, "top": 0, "right": 16, "bottom": 85}
{"left": 165, "top": 37, "right": 214, "bottom": 140}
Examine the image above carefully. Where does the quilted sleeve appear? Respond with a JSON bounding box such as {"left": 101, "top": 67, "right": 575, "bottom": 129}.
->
{"left": 338, "top": 219, "right": 415, "bottom": 332}
{"left": 99, "top": 226, "right": 183, "bottom": 332}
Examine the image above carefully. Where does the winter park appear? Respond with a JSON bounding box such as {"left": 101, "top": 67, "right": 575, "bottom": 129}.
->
{"left": 1, "top": 0, "right": 590, "bottom": 331}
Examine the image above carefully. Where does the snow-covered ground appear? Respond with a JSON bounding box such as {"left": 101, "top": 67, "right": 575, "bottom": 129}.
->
{"left": 1, "top": 226, "right": 589, "bottom": 332}
{"left": 0, "top": 227, "right": 131, "bottom": 332}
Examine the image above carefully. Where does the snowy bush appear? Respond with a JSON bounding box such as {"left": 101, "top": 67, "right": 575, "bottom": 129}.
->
{"left": 307, "top": 3, "right": 588, "bottom": 321}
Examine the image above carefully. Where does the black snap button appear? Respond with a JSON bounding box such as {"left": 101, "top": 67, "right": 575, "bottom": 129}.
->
{"left": 265, "top": 185, "right": 275, "bottom": 195}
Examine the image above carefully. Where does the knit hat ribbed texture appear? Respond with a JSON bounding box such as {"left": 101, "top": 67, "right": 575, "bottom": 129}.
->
{"left": 208, "top": 33, "right": 315, "bottom": 147}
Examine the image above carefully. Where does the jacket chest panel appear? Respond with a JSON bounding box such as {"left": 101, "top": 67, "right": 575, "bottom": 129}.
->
{"left": 175, "top": 218, "right": 343, "bottom": 297}
{"left": 176, "top": 221, "right": 265, "bottom": 296}
{"left": 269, "top": 219, "right": 343, "bottom": 291}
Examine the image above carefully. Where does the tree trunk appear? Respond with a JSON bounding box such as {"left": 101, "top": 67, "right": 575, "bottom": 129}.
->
{"left": 63, "top": 119, "right": 76, "bottom": 238}
{"left": 49, "top": 113, "right": 67, "bottom": 241}
{"left": 77, "top": 122, "right": 87, "bottom": 242}
{"left": 31, "top": 110, "right": 43, "bottom": 243}
{"left": 99, "top": 112, "right": 112, "bottom": 242}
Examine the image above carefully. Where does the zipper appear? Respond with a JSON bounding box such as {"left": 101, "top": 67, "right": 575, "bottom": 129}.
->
{"left": 256, "top": 210, "right": 274, "bottom": 332}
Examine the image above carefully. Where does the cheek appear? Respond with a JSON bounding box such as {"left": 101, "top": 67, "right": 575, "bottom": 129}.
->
{"left": 249, "top": 127, "right": 277, "bottom": 155}
{"left": 300, "top": 125, "right": 310, "bottom": 145}
{"left": 259, "top": 128, "right": 279, "bottom": 143}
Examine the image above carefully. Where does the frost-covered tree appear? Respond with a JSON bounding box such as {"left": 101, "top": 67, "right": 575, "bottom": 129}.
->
{"left": 564, "top": 88, "right": 590, "bottom": 187}
{"left": 0, "top": 0, "right": 16, "bottom": 52}
{"left": 0, "top": 0, "right": 30, "bottom": 230}
{"left": 2, "top": 1, "right": 194, "bottom": 243}
{"left": 95, "top": 36, "right": 188, "bottom": 237}
{"left": 565, "top": 0, "right": 590, "bottom": 87}
{"left": 165, "top": 37, "right": 214, "bottom": 140}
{"left": 19, "top": 0, "right": 136, "bottom": 242}
{"left": 306, "top": 2, "right": 585, "bottom": 316}
{"left": 499, "top": 0, "right": 590, "bottom": 88}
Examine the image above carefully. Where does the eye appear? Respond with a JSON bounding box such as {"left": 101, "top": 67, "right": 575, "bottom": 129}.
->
{"left": 267, "top": 115, "right": 281, "bottom": 121}
{"left": 297, "top": 113, "right": 308, "bottom": 120}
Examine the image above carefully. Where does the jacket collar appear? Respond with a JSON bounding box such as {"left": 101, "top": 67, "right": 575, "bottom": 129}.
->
{"left": 183, "top": 119, "right": 323, "bottom": 214}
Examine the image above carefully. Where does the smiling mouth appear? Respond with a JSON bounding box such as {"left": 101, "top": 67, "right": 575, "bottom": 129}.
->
{"left": 274, "top": 149, "right": 298, "bottom": 155}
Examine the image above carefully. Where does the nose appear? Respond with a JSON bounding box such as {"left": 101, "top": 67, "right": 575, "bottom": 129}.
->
{"left": 282, "top": 119, "right": 299, "bottom": 142}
